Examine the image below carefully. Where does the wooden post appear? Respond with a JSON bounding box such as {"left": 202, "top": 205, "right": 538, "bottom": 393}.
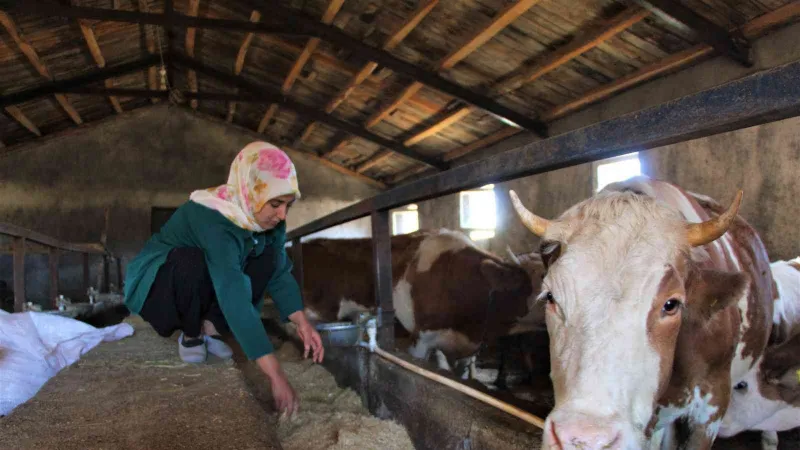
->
{"left": 83, "top": 252, "right": 90, "bottom": 293}
{"left": 102, "top": 254, "right": 110, "bottom": 293}
{"left": 371, "top": 210, "right": 394, "bottom": 350}
{"left": 12, "top": 237, "right": 25, "bottom": 312}
{"left": 116, "top": 256, "right": 123, "bottom": 292}
{"left": 291, "top": 238, "right": 303, "bottom": 302}
{"left": 49, "top": 247, "right": 59, "bottom": 308}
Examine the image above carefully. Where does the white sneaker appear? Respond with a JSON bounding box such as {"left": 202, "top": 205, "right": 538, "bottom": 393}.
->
{"left": 204, "top": 334, "right": 233, "bottom": 360}
{"left": 178, "top": 332, "right": 207, "bottom": 363}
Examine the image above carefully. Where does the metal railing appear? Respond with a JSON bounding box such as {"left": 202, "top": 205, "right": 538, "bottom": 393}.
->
{"left": 286, "top": 60, "right": 800, "bottom": 348}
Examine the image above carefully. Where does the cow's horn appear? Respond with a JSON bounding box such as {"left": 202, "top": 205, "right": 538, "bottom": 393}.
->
{"left": 506, "top": 246, "right": 521, "bottom": 265}
{"left": 686, "top": 190, "right": 743, "bottom": 247}
{"left": 509, "top": 190, "right": 550, "bottom": 237}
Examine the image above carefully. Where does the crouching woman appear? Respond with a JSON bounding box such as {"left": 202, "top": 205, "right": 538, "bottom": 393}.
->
{"left": 124, "top": 141, "right": 323, "bottom": 415}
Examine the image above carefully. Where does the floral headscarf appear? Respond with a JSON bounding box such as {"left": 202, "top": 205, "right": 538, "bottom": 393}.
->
{"left": 190, "top": 141, "right": 301, "bottom": 232}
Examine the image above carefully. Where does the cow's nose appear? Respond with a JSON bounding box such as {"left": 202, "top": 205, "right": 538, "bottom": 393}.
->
{"left": 548, "top": 418, "right": 623, "bottom": 450}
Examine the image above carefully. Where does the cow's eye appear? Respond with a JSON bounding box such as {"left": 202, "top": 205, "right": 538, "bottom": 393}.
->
{"left": 734, "top": 381, "right": 748, "bottom": 390}
{"left": 544, "top": 292, "right": 555, "bottom": 304}
{"left": 662, "top": 298, "right": 682, "bottom": 315}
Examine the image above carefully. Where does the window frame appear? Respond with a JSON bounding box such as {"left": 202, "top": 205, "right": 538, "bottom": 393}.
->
{"left": 592, "top": 152, "right": 642, "bottom": 193}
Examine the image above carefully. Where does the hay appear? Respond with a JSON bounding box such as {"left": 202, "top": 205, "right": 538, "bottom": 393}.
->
{"left": 273, "top": 342, "right": 415, "bottom": 450}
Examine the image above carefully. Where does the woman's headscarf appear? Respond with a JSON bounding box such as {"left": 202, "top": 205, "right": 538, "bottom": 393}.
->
{"left": 190, "top": 141, "right": 301, "bottom": 232}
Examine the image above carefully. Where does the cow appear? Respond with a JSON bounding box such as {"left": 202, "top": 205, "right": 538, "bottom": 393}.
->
{"left": 508, "top": 176, "right": 774, "bottom": 449}
{"left": 719, "top": 258, "right": 800, "bottom": 449}
{"left": 298, "top": 228, "right": 546, "bottom": 378}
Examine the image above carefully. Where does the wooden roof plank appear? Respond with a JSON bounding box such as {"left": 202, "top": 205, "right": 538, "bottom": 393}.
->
{"left": 356, "top": 150, "right": 394, "bottom": 174}
{"left": 282, "top": 0, "right": 345, "bottom": 94}
{"left": 364, "top": 0, "right": 543, "bottom": 132}
{"left": 492, "top": 6, "right": 651, "bottom": 96}
{"left": 229, "top": 10, "right": 263, "bottom": 125}
{"left": 403, "top": 106, "right": 474, "bottom": 146}
{"left": 137, "top": 0, "right": 161, "bottom": 103}
{"left": 541, "top": 1, "right": 800, "bottom": 122}
{"left": 257, "top": 103, "right": 279, "bottom": 133}
{"left": 75, "top": 9, "right": 125, "bottom": 115}
{"left": 0, "top": 11, "right": 83, "bottom": 126}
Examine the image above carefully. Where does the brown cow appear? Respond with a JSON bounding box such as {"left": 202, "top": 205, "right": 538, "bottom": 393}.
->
{"left": 298, "top": 229, "right": 545, "bottom": 377}
{"left": 509, "top": 176, "right": 774, "bottom": 449}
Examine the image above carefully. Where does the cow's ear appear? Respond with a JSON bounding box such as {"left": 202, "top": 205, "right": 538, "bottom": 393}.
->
{"left": 761, "top": 333, "right": 800, "bottom": 402}
{"left": 480, "top": 260, "right": 529, "bottom": 292}
{"left": 685, "top": 268, "right": 748, "bottom": 321}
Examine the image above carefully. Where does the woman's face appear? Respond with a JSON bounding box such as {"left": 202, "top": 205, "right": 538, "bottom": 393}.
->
{"left": 255, "top": 194, "right": 295, "bottom": 230}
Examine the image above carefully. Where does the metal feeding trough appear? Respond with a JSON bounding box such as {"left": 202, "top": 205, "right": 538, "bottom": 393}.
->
{"left": 315, "top": 321, "right": 363, "bottom": 347}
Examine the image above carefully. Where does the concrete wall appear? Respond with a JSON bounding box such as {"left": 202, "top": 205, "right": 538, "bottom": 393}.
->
{"left": 416, "top": 115, "right": 800, "bottom": 262}
{"left": 0, "top": 104, "right": 379, "bottom": 305}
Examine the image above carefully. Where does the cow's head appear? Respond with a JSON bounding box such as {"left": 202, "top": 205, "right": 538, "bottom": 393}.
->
{"left": 720, "top": 332, "right": 800, "bottom": 437}
{"left": 508, "top": 186, "right": 745, "bottom": 449}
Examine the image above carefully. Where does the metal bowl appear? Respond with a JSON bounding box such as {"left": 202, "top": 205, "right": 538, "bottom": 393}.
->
{"left": 315, "top": 321, "right": 362, "bottom": 347}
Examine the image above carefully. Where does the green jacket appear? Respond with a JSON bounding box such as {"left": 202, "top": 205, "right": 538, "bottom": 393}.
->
{"left": 124, "top": 200, "right": 303, "bottom": 360}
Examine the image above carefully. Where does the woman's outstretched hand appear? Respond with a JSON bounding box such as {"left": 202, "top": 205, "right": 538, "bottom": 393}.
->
{"left": 289, "top": 310, "right": 325, "bottom": 363}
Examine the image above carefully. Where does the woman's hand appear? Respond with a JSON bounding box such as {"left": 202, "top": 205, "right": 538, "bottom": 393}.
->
{"left": 256, "top": 354, "right": 299, "bottom": 415}
{"left": 289, "top": 310, "right": 325, "bottom": 363}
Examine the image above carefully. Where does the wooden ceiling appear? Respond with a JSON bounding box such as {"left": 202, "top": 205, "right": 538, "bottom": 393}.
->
{"left": 1, "top": 0, "right": 799, "bottom": 189}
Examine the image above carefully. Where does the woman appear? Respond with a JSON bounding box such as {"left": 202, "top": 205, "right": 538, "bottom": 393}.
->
{"left": 124, "top": 141, "right": 323, "bottom": 415}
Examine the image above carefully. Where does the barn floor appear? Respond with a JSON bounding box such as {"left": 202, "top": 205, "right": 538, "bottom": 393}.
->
{"left": 0, "top": 314, "right": 414, "bottom": 450}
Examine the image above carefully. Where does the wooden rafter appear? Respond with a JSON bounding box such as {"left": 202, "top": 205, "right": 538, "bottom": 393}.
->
{"left": 356, "top": 151, "right": 393, "bottom": 174}
{"left": 442, "top": 127, "right": 521, "bottom": 162}
{"left": 282, "top": 0, "right": 344, "bottom": 94}
{"left": 636, "top": 0, "right": 752, "bottom": 66}
{"left": 291, "top": 145, "right": 387, "bottom": 189}
{"left": 541, "top": 1, "right": 800, "bottom": 122}
{"left": 491, "top": 6, "right": 650, "bottom": 96}
{"left": 257, "top": 104, "right": 279, "bottom": 134}
{"left": 400, "top": 5, "right": 648, "bottom": 148}
{"left": 0, "top": 11, "right": 83, "bottom": 126}
{"left": 301, "top": 0, "right": 438, "bottom": 147}
{"left": 228, "top": 10, "right": 262, "bottom": 124}
{"left": 74, "top": 3, "right": 123, "bottom": 114}
{"left": 321, "top": 137, "right": 355, "bottom": 158}
{"left": 4, "top": 106, "right": 41, "bottom": 137}
{"left": 137, "top": 0, "right": 160, "bottom": 103}
{"left": 185, "top": 0, "right": 201, "bottom": 109}
{"left": 365, "top": 0, "right": 542, "bottom": 128}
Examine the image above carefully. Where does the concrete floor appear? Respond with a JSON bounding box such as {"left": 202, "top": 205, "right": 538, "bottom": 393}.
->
{"left": 0, "top": 316, "right": 283, "bottom": 450}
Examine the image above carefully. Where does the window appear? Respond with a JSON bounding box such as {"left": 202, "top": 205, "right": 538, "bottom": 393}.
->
{"left": 595, "top": 152, "right": 642, "bottom": 192}
{"left": 459, "top": 184, "right": 496, "bottom": 241}
{"left": 392, "top": 204, "right": 419, "bottom": 236}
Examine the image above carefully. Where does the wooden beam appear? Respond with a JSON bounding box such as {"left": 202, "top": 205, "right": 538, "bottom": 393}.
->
{"left": 235, "top": 11, "right": 262, "bottom": 75}
{"left": 137, "top": 0, "right": 160, "bottom": 103}
{"left": 492, "top": 6, "right": 650, "bottom": 96}
{"left": 364, "top": 0, "right": 542, "bottom": 132}
{"left": 325, "top": 0, "right": 438, "bottom": 113}
{"left": 403, "top": 107, "right": 474, "bottom": 146}
{"left": 226, "top": 101, "right": 236, "bottom": 123}
{"left": 540, "top": 1, "right": 800, "bottom": 122}
{"left": 74, "top": 9, "right": 125, "bottom": 114}
{"left": 296, "top": 148, "right": 388, "bottom": 189}
{"left": 259, "top": 1, "right": 547, "bottom": 135}
{"left": 13, "top": 237, "right": 25, "bottom": 312}
{"left": 437, "top": 0, "right": 543, "bottom": 70}
{"left": 173, "top": 54, "right": 448, "bottom": 170}
{"left": 386, "top": 165, "right": 428, "bottom": 185}
{"left": 0, "top": 55, "right": 162, "bottom": 108}
{"left": 4, "top": 106, "right": 42, "bottom": 136}
{"left": 0, "top": 10, "right": 83, "bottom": 125}
{"left": 257, "top": 104, "right": 279, "bottom": 133}
{"left": 298, "top": 122, "right": 318, "bottom": 144}
{"left": 356, "top": 151, "right": 394, "bottom": 173}
{"left": 322, "top": 136, "right": 354, "bottom": 157}
{"left": 636, "top": 0, "right": 752, "bottom": 66}
{"left": 282, "top": 0, "right": 344, "bottom": 94}
{"left": 185, "top": 0, "right": 200, "bottom": 109}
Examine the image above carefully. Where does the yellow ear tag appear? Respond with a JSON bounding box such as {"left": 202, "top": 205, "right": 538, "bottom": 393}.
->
{"left": 795, "top": 369, "right": 800, "bottom": 384}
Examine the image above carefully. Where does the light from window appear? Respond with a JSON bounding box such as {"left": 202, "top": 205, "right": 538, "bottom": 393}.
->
{"left": 595, "top": 153, "right": 641, "bottom": 192}
{"left": 460, "top": 184, "right": 496, "bottom": 240}
{"left": 392, "top": 207, "right": 419, "bottom": 236}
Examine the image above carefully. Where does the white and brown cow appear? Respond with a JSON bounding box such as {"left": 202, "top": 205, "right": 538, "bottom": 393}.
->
{"left": 508, "top": 176, "right": 774, "bottom": 449}
{"left": 719, "top": 258, "right": 800, "bottom": 449}
{"left": 299, "top": 229, "right": 546, "bottom": 377}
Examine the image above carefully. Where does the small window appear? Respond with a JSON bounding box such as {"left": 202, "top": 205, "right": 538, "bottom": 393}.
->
{"left": 595, "top": 152, "right": 641, "bottom": 192}
{"left": 460, "top": 184, "right": 496, "bottom": 241}
{"left": 392, "top": 204, "right": 419, "bottom": 236}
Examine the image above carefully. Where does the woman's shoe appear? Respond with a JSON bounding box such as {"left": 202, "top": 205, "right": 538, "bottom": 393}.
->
{"left": 178, "top": 332, "right": 207, "bottom": 363}
{"left": 204, "top": 334, "right": 233, "bottom": 360}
